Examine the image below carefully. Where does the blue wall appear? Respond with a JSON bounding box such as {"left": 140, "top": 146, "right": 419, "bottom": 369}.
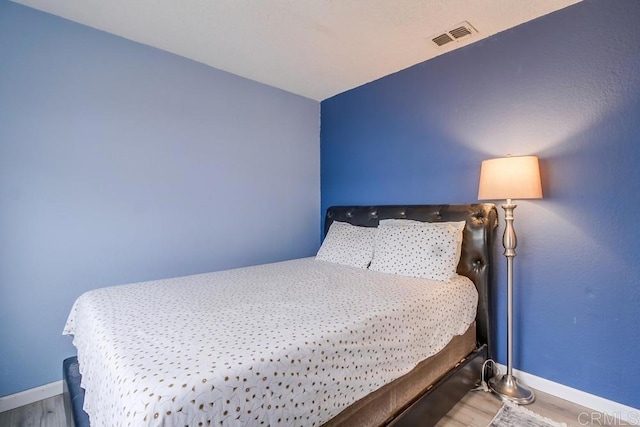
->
{"left": 321, "top": 0, "right": 640, "bottom": 408}
{"left": 0, "top": 2, "right": 320, "bottom": 396}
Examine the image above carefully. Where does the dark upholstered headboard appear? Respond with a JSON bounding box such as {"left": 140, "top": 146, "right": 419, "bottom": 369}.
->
{"left": 324, "top": 204, "right": 498, "bottom": 357}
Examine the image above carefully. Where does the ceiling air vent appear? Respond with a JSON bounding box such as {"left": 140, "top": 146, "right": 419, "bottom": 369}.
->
{"left": 432, "top": 33, "right": 454, "bottom": 47}
{"left": 431, "top": 21, "right": 478, "bottom": 47}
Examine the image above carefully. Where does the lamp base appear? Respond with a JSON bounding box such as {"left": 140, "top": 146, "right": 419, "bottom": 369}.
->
{"left": 488, "top": 374, "right": 535, "bottom": 405}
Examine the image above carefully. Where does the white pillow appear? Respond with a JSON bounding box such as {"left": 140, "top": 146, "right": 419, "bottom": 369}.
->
{"left": 378, "top": 219, "right": 465, "bottom": 267}
{"left": 378, "top": 218, "right": 465, "bottom": 234}
{"left": 369, "top": 221, "right": 464, "bottom": 281}
{"left": 316, "top": 221, "right": 376, "bottom": 268}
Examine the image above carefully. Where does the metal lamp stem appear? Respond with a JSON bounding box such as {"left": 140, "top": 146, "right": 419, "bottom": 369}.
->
{"left": 504, "top": 200, "right": 515, "bottom": 379}
{"left": 488, "top": 200, "right": 535, "bottom": 404}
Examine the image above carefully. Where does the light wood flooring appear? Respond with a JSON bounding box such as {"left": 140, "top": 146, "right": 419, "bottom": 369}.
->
{"left": 0, "top": 394, "right": 68, "bottom": 427}
{"left": 0, "top": 388, "right": 621, "bottom": 427}
{"left": 439, "top": 388, "right": 627, "bottom": 426}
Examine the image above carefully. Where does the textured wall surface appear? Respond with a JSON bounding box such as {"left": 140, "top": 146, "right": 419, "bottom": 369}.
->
{"left": 321, "top": 0, "right": 640, "bottom": 408}
{"left": 0, "top": 1, "right": 319, "bottom": 396}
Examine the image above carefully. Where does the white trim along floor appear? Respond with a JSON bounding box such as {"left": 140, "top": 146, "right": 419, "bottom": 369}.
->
{"left": 0, "top": 381, "right": 63, "bottom": 413}
{"left": 496, "top": 364, "right": 639, "bottom": 424}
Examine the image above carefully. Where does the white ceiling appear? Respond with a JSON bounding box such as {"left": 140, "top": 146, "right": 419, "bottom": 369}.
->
{"left": 12, "top": 0, "right": 581, "bottom": 101}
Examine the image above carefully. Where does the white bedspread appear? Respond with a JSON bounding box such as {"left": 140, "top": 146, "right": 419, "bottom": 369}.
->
{"left": 63, "top": 258, "right": 477, "bottom": 426}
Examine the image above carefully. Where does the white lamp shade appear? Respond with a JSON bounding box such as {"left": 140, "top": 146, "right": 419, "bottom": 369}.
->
{"left": 478, "top": 155, "right": 543, "bottom": 200}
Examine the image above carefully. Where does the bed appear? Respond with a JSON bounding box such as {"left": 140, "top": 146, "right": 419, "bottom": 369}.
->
{"left": 62, "top": 203, "right": 497, "bottom": 427}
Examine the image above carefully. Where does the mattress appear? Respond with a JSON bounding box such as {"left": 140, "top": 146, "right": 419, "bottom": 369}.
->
{"left": 63, "top": 257, "right": 478, "bottom": 427}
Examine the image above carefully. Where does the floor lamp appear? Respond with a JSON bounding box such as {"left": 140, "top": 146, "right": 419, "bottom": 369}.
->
{"left": 478, "top": 155, "right": 542, "bottom": 405}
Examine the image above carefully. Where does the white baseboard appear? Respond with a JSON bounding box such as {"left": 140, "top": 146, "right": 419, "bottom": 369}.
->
{"left": 0, "top": 381, "right": 64, "bottom": 413}
{"left": 496, "top": 363, "right": 640, "bottom": 424}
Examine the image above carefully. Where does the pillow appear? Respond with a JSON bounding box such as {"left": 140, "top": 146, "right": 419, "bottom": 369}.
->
{"left": 378, "top": 219, "right": 465, "bottom": 233}
{"left": 378, "top": 219, "right": 465, "bottom": 267}
{"left": 316, "top": 221, "right": 376, "bottom": 268}
{"left": 369, "top": 221, "right": 464, "bottom": 281}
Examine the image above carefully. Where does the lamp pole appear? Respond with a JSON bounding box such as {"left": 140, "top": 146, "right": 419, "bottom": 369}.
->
{"left": 487, "top": 200, "right": 535, "bottom": 404}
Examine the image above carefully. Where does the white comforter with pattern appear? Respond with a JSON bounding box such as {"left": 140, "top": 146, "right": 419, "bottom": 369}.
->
{"left": 63, "top": 258, "right": 477, "bottom": 427}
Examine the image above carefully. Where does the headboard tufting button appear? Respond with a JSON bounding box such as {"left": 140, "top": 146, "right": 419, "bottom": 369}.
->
{"left": 346, "top": 210, "right": 354, "bottom": 218}
{"left": 369, "top": 209, "right": 378, "bottom": 219}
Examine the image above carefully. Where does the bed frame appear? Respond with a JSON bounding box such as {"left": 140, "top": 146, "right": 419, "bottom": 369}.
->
{"left": 63, "top": 203, "right": 497, "bottom": 427}
{"left": 323, "top": 204, "right": 498, "bottom": 426}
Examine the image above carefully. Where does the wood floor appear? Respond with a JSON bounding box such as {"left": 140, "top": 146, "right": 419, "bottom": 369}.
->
{"left": 0, "top": 394, "right": 68, "bottom": 427}
{"left": 0, "top": 388, "right": 616, "bottom": 427}
{"left": 438, "top": 387, "right": 622, "bottom": 426}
